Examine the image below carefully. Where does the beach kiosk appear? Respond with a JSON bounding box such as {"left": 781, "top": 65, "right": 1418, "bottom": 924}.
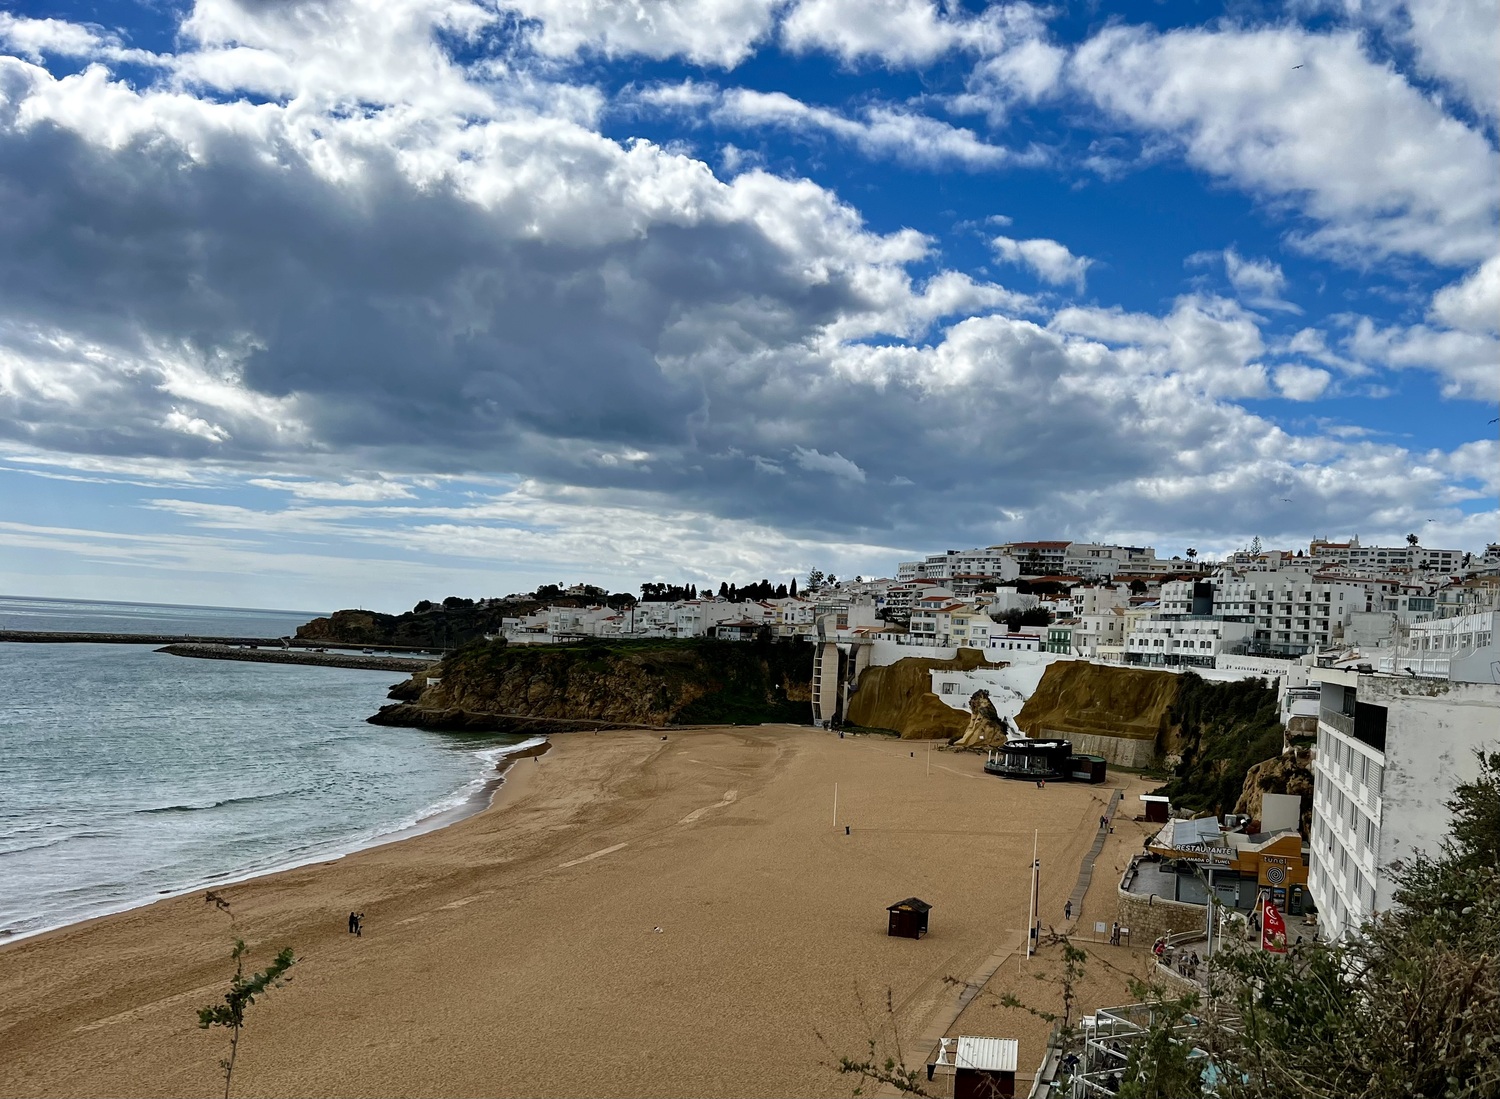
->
{"left": 928, "top": 1036, "right": 1019, "bottom": 1099}
{"left": 887, "top": 897, "right": 931, "bottom": 939}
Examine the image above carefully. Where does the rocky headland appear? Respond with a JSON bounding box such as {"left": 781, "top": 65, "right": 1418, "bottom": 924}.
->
{"left": 369, "top": 637, "right": 813, "bottom": 733}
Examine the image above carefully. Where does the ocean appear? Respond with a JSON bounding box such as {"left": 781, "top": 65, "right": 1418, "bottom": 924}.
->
{"left": 0, "top": 596, "right": 533, "bottom": 942}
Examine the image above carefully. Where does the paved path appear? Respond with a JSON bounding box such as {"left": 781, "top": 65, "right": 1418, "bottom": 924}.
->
{"left": 1064, "top": 787, "right": 1124, "bottom": 926}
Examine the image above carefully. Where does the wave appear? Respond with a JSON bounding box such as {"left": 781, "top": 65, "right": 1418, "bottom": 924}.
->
{"left": 136, "top": 790, "right": 298, "bottom": 815}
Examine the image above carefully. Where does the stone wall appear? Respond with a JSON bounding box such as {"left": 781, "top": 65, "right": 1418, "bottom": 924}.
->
{"left": 1115, "top": 871, "right": 1209, "bottom": 943}
{"left": 1036, "top": 728, "right": 1157, "bottom": 768}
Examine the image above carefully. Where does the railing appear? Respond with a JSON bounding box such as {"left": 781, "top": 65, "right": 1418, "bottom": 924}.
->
{"left": 1320, "top": 708, "right": 1356, "bottom": 738}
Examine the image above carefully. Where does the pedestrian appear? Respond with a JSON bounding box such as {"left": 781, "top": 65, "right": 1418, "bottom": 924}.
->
{"left": 1110, "top": 922, "right": 1120, "bottom": 946}
{"left": 355, "top": 911, "right": 365, "bottom": 937}
{"left": 348, "top": 910, "right": 357, "bottom": 934}
{"left": 1064, "top": 900, "right": 1073, "bottom": 920}
{"left": 1035, "top": 778, "right": 1043, "bottom": 789}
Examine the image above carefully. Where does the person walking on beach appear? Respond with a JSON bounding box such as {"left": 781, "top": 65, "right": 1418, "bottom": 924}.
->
{"left": 1064, "top": 900, "right": 1073, "bottom": 921}
{"left": 348, "top": 911, "right": 358, "bottom": 934}
{"left": 355, "top": 912, "right": 365, "bottom": 937}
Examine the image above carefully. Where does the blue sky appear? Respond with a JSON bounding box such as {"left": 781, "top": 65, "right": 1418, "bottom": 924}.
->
{"left": 0, "top": 0, "right": 1494, "bottom": 612}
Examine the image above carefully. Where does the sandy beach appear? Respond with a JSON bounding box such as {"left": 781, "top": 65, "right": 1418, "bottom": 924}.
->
{"left": 0, "top": 726, "right": 1157, "bottom": 1097}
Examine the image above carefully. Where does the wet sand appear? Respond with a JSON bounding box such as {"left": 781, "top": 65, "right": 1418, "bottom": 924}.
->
{"left": 0, "top": 727, "right": 1133, "bottom": 1097}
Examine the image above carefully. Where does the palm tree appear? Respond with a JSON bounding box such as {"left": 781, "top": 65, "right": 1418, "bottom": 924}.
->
{"left": 1407, "top": 532, "right": 1419, "bottom": 547}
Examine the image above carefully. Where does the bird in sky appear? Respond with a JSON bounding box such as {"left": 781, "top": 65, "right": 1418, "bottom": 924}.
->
{"left": 1292, "top": 64, "right": 1304, "bottom": 69}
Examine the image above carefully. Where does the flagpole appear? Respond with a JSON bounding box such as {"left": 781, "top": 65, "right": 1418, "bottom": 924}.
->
{"left": 1027, "top": 828, "right": 1039, "bottom": 958}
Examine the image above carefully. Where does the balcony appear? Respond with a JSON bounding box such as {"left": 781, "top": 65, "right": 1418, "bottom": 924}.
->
{"left": 1320, "top": 708, "right": 1356, "bottom": 738}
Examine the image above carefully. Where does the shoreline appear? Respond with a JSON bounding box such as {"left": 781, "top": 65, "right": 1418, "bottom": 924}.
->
{"left": 0, "top": 736, "right": 551, "bottom": 951}
{"left": 0, "top": 727, "right": 1146, "bottom": 1098}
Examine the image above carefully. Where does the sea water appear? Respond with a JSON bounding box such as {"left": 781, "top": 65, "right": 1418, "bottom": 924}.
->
{"left": 0, "top": 598, "right": 531, "bottom": 941}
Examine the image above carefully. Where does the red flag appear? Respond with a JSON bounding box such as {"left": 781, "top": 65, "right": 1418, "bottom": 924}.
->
{"left": 1261, "top": 900, "right": 1287, "bottom": 953}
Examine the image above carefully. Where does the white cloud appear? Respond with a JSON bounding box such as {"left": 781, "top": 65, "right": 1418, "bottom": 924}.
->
{"left": 506, "top": 0, "right": 780, "bottom": 67}
{"left": 1430, "top": 254, "right": 1500, "bottom": 335}
{"left": 781, "top": 0, "right": 985, "bottom": 66}
{"left": 1070, "top": 25, "right": 1499, "bottom": 265}
{"left": 1274, "top": 364, "right": 1333, "bottom": 401}
{"left": 0, "top": 0, "right": 1492, "bottom": 603}
{"left": 1347, "top": 0, "right": 1500, "bottom": 122}
{"left": 992, "top": 236, "right": 1091, "bottom": 289}
{"left": 1223, "top": 248, "right": 1300, "bottom": 313}
{"left": 635, "top": 83, "right": 1016, "bottom": 169}
{"left": 248, "top": 478, "right": 417, "bottom": 500}
{"left": 791, "top": 446, "right": 865, "bottom": 481}
{"left": 0, "top": 13, "right": 160, "bottom": 66}
{"left": 1345, "top": 317, "right": 1499, "bottom": 401}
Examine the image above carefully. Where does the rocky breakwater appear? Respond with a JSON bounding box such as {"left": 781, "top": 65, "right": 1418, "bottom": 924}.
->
{"left": 158, "top": 644, "right": 431, "bottom": 672}
{"left": 368, "top": 637, "right": 814, "bottom": 733}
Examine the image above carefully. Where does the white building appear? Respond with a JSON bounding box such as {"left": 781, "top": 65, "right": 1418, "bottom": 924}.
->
{"left": 1125, "top": 617, "right": 1254, "bottom": 668}
{"left": 1309, "top": 536, "right": 1464, "bottom": 575}
{"left": 1074, "top": 607, "right": 1128, "bottom": 658}
{"left": 895, "top": 547, "right": 1019, "bottom": 584}
{"left": 1162, "top": 570, "right": 1374, "bottom": 656}
{"left": 882, "top": 582, "right": 954, "bottom": 614}
{"left": 1308, "top": 671, "right": 1500, "bottom": 939}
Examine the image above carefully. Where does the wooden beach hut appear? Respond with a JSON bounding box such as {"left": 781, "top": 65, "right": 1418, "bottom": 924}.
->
{"left": 886, "top": 897, "right": 931, "bottom": 939}
{"left": 1140, "top": 794, "right": 1170, "bottom": 823}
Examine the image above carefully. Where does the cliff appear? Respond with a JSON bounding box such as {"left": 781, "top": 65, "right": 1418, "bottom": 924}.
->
{"left": 1014, "top": 661, "right": 1179, "bottom": 745}
{"left": 843, "top": 649, "right": 992, "bottom": 740}
{"left": 369, "top": 637, "right": 811, "bottom": 732}
{"left": 1158, "top": 672, "right": 1285, "bottom": 818}
{"left": 297, "top": 605, "right": 509, "bottom": 648}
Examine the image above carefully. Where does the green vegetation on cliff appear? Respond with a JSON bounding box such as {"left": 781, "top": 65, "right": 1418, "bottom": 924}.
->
{"left": 373, "top": 637, "right": 813, "bottom": 730}
{"left": 1160, "top": 671, "right": 1284, "bottom": 818}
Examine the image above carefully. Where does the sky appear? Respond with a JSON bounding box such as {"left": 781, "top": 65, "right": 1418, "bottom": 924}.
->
{"left": 0, "top": 0, "right": 1495, "bottom": 613}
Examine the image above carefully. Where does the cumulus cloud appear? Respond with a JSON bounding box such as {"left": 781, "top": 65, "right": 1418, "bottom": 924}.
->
{"left": 1070, "top": 25, "right": 1499, "bottom": 265}
{"left": 508, "top": 0, "right": 780, "bottom": 67}
{"left": 1223, "top": 249, "right": 1300, "bottom": 313}
{"left": 1430, "top": 254, "right": 1500, "bottom": 335}
{"left": 780, "top": 0, "right": 1006, "bottom": 66}
{"left": 0, "top": 0, "right": 1492, "bottom": 600}
{"left": 991, "top": 236, "right": 1091, "bottom": 289}
{"left": 1273, "top": 364, "right": 1333, "bottom": 401}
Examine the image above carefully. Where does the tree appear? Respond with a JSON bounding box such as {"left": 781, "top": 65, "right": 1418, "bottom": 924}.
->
{"left": 1129, "top": 579, "right": 1148, "bottom": 595}
{"left": 1128, "top": 748, "right": 1500, "bottom": 1099}
{"left": 1407, "top": 532, "right": 1419, "bottom": 546}
{"left": 1248, "top": 535, "right": 1262, "bottom": 556}
{"left": 807, "top": 568, "right": 825, "bottom": 589}
{"left": 1185, "top": 548, "right": 1197, "bottom": 561}
{"left": 789, "top": 577, "right": 798, "bottom": 598}
{"left": 196, "top": 892, "right": 296, "bottom": 1099}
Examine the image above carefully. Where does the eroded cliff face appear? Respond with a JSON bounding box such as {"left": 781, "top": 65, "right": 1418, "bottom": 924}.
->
{"left": 1015, "top": 661, "right": 1180, "bottom": 745}
{"left": 369, "top": 638, "right": 811, "bottom": 731}
{"left": 842, "top": 649, "right": 991, "bottom": 740}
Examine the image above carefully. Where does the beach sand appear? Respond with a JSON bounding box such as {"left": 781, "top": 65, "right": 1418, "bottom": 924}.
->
{"left": 0, "top": 727, "right": 1154, "bottom": 1097}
